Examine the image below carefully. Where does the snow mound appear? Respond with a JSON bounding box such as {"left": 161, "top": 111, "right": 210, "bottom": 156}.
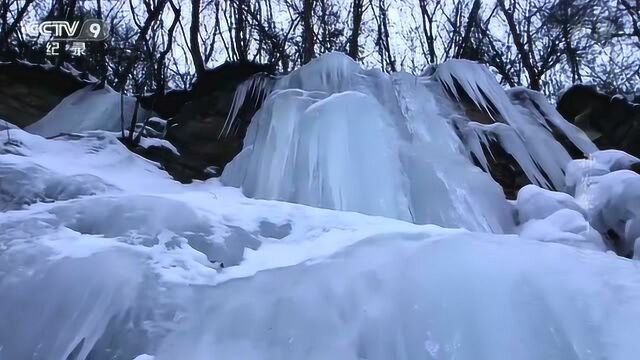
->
{"left": 0, "top": 159, "right": 115, "bottom": 211}
{"left": 26, "top": 84, "right": 149, "bottom": 137}
{"left": 565, "top": 150, "right": 640, "bottom": 257}
{"left": 516, "top": 184, "right": 585, "bottom": 223}
{"left": 515, "top": 185, "right": 604, "bottom": 250}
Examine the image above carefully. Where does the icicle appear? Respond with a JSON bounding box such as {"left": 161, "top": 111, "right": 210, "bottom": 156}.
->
{"left": 218, "top": 74, "right": 273, "bottom": 139}
{"left": 222, "top": 53, "right": 515, "bottom": 233}
{"left": 507, "top": 87, "right": 597, "bottom": 156}
{"left": 434, "top": 59, "right": 598, "bottom": 190}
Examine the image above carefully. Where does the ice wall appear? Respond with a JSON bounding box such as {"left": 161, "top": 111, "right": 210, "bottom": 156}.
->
{"left": 222, "top": 53, "right": 595, "bottom": 232}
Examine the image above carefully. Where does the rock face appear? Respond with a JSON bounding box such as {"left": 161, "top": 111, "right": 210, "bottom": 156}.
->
{"left": 557, "top": 84, "right": 640, "bottom": 158}
{"left": 163, "top": 62, "right": 274, "bottom": 180}
{"left": 0, "top": 62, "right": 91, "bottom": 127}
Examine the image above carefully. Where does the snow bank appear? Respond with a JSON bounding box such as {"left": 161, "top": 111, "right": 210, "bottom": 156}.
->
{"left": 154, "top": 235, "right": 640, "bottom": 360}
{"left": 564, "top": 150, "right": 640, "bottom": 257}
{"left": 26, "top": 84, "right": 149, "bottom": 137}
{"left": 2, "top": 126, "right": 640, "bottom": 359}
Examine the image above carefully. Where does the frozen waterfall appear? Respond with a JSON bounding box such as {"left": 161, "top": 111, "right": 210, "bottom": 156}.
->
{"left": 222, "top": 53, "right": 595, "bottom": 232}
{"left": 3, "top": 53, "right": 640, "bottom": 360}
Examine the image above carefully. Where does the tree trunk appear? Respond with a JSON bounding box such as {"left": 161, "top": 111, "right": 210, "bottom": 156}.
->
{"left": 302, "top": 0, "right": 315, "bottom": 64}
{"left": 115, "top": 0, "right": 169, "bottom": 91}
{"left": 190, "top": 0, "right": 206, "bottom": 75}
{"left": 0, "top": 0, "right": 35, "bottom": 54}
{"left": 497, "top": 0, "right": 541, "bottom": 90}
{"left": 347, "top": 0, "right": 364, "bottom": 60}
{"left": 456, "top": 0, "right": 481, "bottom": 59}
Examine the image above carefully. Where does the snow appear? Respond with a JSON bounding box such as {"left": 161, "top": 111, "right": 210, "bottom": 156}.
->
{"left": 2, "top": 121, "right": 640, "bottom": 360}
{"left": 2, "top": 53, "right": 640, "bottom": 359}
{"left": 1, "top": 119, "right": 18, "bottom": 130}
{"left": 138, "top": 136, "right": 180, "bottom": 155}
{"left": 563, "top": 150, "right": 640, "bottom": 256}
{"left": 515, "top": 184, "right": 585, "bottom": 223}
{"left": 26, "top": 84, "right": 149, "bottom": 137}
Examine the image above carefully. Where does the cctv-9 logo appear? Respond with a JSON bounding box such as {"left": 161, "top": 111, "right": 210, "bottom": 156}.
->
{"left": 24, "top": 19, "right": 109, "bottom": 41}
{"left": 76, "top": 19, "right": 109, "bottom": 41}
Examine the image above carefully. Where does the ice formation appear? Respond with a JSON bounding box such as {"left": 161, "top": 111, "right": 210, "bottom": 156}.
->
{"left": 26, "top": 84, "right": 149, "bottom": 138}
{"left": 3, "top": 53, "right": 640, "bottom": 359}
{"left": 564, "top": 150, "right": 640, "bottom": 257}
{"left": 3, "top": 126, "right": 640, "bottom": 360}
{"left": 222, "top": 53, "right": 595, "bottom": 232}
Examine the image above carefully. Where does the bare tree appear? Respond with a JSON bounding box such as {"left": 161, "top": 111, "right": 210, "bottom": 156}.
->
{"left": 347, "top": 0, "right": 365, "bottom": 60}
{"left": 189, "top": 0, "right": 206, "bottom": 75}
{"left": 455, "top": 0, "right": 481, "bottom": 59}
{"left": 0, "top": 0, "right": 35, "bottom": 56}
{"left": 302, "top": 0, "right": 316, "bottom": 63}
{"left": 416, "top": 0, "right": 441, "bottom": 64}
{"left": 371, "top": 0, "right": 395, "bottom": 72}
{"left": 114, "top": 0, "right": 169, "bottom": 91}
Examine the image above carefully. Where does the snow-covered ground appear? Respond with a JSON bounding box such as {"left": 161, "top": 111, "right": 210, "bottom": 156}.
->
{"left": 2, "top": 126, "right": 640, "bottom": 360}
{"left": 2, "top": 53, "right": 640, "bottom": 359}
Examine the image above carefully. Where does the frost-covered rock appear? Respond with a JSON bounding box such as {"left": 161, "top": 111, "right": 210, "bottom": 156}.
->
{"left": 518, "top": 209, "right": 605, "bottom": 251}
{"left": 565, "top": 150, "right": 640, "bottom": 257}
{"left": 515, "top": 185, "right": 604, "bottom": 251}
{"left": 515, "top": 185, "right": 585, "bottom": 223}
{"left": 575, "top": 170, "right": 640, "bottom": 256}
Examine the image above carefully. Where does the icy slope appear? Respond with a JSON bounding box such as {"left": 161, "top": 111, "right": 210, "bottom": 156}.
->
{"left": 3, "top": 123, "right": 640, "bottom": 359}
{"left": 222, "top": 53, "right": 595, "bottom": 232}
{"left": 26, "top": 84, "right": 148, "bottom": 138}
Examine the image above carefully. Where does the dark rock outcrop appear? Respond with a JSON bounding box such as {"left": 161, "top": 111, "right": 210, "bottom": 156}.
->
{"left": 0, "top": 61, "right": 93, "bottom": 127}
{"left": 163, "top": 62, "right": 274, "bottom": 181}
{"left": 557, "top": 85, "right": 640, "bottom": 158}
